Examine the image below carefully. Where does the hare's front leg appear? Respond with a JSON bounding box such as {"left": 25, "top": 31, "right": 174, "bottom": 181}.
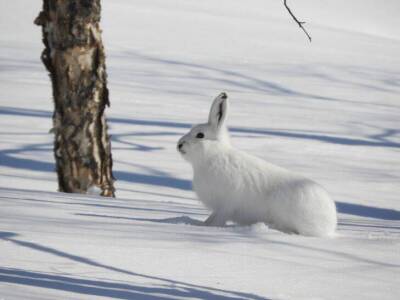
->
{"left": 204, "top": 211, "right": 227, "bottom": 226}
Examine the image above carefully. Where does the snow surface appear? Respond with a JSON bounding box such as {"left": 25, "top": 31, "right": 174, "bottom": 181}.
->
{"left": 1, "top": 0, "right": 400, "bottom": 299}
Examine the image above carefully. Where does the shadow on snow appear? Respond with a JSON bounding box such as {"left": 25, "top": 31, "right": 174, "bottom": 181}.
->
{"left": 1, "top": 106, "right": 399, "bottom": 220}
{"left": 75, "top": 213, "right": 205, "bottom": 226}
{"left": 0, "top": 232, "right": 267, "bottom": 300}
{"left": 336, "top": 202, "right": 400, "bottom": 221}
{"left": 1, "top": 106, "right": 399, "bottom": 148}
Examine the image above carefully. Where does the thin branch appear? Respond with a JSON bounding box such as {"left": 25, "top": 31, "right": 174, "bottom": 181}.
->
{"left": 283, "top": 0, "right": 312, "bottom": 42}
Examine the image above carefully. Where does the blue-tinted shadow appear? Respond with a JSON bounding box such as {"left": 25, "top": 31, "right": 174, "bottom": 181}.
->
{"left": 337, "top": 201, "right": 400, "bottom": 220}
{"left": 1, "top": 106, "right": 399, "bottom": 148}
{"left": 0, "top": 232, "right": 268, "bottom": 300}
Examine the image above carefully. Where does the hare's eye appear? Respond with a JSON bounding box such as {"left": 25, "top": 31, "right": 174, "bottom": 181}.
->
{"left": 196, "top": 132, "right": 205, "bottom": 139}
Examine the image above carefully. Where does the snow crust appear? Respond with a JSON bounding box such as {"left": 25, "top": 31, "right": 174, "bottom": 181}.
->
{"left": 1, "top": 1, "right": 399, "bottom": 299}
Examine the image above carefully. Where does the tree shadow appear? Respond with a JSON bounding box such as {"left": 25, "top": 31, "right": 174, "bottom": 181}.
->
{"left": 1, "top": 106, "right": 399, "bottom": 148}
{"left": 0, "top": 144, "right": 191, "bottom": 191}
{"left": 3, "top": 195, "right": 205, "bottom": 216}
{"left": 338, "top": 218, "right": 400, "bottom": 231}
{"left": 266, "top": 238, "right": 399, "bottom": 268}
{"left": 0, "top": 267, "right": 266, "bottom": 300}
{"left": 336, "top": 201, "right": 400, "bottom": 221}
{"left": 1, "top": 123, "right": 399, "bottom": 222}
{"left": 115, "top": 170, "right": 191, "bottom": 191}
{"left": 0, "top": 232, "right": 267, "bottom": 300}
{"left": 111, "top": 50, "right": 400, "bottom": 109}
{"left": 75, "top": 213, "right": 205, "bottom": 226}
{"left": 0, "top": 143, "right": 54, "bottom": 172}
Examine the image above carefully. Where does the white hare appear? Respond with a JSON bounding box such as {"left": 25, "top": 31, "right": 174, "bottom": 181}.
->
{"left": 177, "top": 93, "right": 337, "bottom": 237}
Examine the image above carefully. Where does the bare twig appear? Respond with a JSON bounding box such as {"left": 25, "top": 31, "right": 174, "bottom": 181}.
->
{"left": 283, "top": 0, "right": 312, "bottom": 42}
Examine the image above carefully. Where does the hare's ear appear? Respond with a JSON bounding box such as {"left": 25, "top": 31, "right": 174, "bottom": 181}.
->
{"left": 208, "top": 92, "right": 228, "bottom": 130}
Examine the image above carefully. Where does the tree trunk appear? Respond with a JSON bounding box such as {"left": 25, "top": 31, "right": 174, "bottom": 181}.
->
{"left": 35, "top": 0, "right": 115, "bottom": 197}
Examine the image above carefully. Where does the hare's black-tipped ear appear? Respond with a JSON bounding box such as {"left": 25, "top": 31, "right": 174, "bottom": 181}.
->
{"left": 208, "top": 92, "right": 229, "bottom": 130}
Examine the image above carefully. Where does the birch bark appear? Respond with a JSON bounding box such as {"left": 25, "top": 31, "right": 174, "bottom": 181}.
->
{"left": 35, "top": 0, "right": 115, "bottom": 196}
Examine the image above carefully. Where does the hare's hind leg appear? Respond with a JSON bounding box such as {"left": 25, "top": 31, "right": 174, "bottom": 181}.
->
{"left": 204, "top": 211, "right": 227, "bottom": 227}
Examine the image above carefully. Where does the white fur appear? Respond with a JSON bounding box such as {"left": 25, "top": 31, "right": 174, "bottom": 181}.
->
{"left": 177, "top": 93, "right": 337, "bottom": 237}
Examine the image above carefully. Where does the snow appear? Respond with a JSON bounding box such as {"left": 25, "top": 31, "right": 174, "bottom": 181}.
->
{"left": 1, "top": 0, "right": 400, "bottom": 299}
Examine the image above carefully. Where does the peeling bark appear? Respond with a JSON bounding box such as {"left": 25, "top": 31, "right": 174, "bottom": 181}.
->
{"left": 35, "top": 0, "right": 115, "bottom": 197}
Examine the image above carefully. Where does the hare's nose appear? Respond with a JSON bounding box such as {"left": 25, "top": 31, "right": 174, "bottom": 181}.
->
{"left": 177, "top": 141, "right": 186, "bottom": 153}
